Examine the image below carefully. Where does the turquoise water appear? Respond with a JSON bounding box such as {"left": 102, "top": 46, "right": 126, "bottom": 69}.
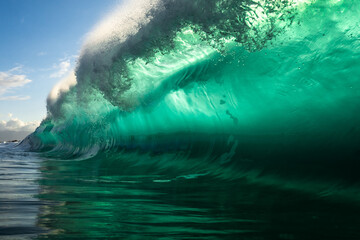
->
{"left": 1, "top": 143, "right": 360, "bottom": 239}
{"left": 2, "top": 0, "right": 360, "bottom": 239}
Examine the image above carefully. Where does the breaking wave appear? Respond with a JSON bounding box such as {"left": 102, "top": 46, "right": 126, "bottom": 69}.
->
{"left": 23, "top": 0, "right": 360, "bottom": 186}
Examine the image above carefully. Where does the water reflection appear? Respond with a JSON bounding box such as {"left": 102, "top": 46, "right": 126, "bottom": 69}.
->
{"left": 1, "top": 143, "right": 360, "bottom": 239}
{"left": 35, "top": 155, "right": 360, "bottom": 240}
{"left": 0, "top": 143, "right": 43, "bottom": 239}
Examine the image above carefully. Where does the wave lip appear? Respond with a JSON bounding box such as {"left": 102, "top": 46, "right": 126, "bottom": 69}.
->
{"left": 48, "top": 0, "right": 304, "bottom": 115}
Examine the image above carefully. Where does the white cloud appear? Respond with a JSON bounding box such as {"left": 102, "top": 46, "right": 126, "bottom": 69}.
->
{"left": 37, "top": 51, "right": 47, "bottom": 56}
{"left": 0, "top": 118, "right": 40, "bottom": 132}
{"left": 0, "top": 67, "right": 31, "bottom": 100}
{"left": 50, "top": 59, "right": 71, "bottom": 78}
{"left": 0, "top": 117, "right": 40, "bottom": 141}
{"left": 0, "top": 95, "right": 30, "bottom": 101}
{"left": 8, "top": 66, "right": 24, "bottom": 73}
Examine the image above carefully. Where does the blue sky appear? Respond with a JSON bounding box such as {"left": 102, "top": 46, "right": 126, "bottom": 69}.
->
{"left": 0, "top": 0, "right": 118, "bottom": 138}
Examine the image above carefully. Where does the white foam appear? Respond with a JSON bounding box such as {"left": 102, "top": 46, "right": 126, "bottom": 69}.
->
{"left": 47, "top": 71, "right": 77, "bottom": 105}
{"left": 79, "top": 0, "right": 163, "bottom": 69}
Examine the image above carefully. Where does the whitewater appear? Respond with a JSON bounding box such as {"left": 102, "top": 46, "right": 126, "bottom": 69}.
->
{"left": 2, "top": 0, "right": 360, "bottom": 239}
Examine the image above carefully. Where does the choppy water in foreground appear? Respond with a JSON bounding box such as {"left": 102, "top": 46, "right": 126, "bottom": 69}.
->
{"left": 1, "top": 142, "right": 360, "bottom": 239}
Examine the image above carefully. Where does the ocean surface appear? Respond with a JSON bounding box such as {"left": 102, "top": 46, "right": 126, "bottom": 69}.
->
{"left": 1, "top": 142, "right": 360, "bottom": 239}
{"left": 2, "top": 0, "right": 360, "bottom": 239}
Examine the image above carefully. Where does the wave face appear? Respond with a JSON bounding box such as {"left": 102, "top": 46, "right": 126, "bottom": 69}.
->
{"left": 25, "top": 0, "right": 360, "bottom": 185}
